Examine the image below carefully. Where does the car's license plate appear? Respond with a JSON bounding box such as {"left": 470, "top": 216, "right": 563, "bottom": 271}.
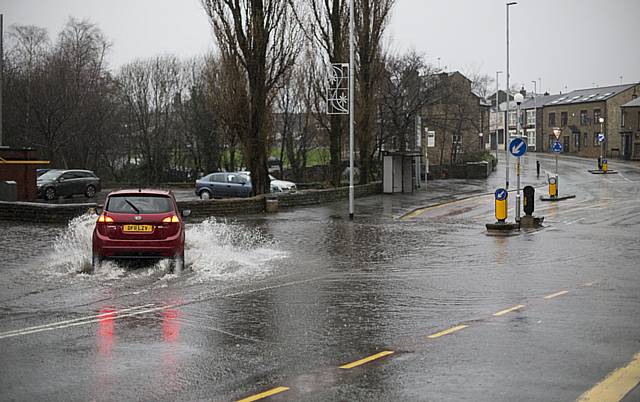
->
{"left": 123, "top": 224, "right": 153, "bottom": 233}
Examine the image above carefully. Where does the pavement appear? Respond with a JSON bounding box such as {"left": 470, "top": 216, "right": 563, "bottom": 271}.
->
{"left": 1, "top": 152, "right": 640, "bottom": 401}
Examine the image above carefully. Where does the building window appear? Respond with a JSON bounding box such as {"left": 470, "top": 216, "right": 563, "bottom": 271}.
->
{"left": 575, "top": 133, "right": 580, "bottom": 148}
{"left": 526, "top": 110, "right": 535, "bottom": 126}
{"left": 583, "top": 133, "right": 588, "bottom": 147}
{"left": 526, "top": 129, "right": 535, "bottom": 146}
{"left": 594, "top": 109, "right": 601, "bottom": 125}
{"left": 549, "top": 112, "right": 556, "bottom": 127}
{"left": 561, "top": 112, "right": 568, "bottom": 126}
{"left": 508, "top": 111, "right": 517, "bottom": 127}
{"left": 638, "top": 112, "right": 640, "bottom": 130}
{"left": 508, "top": 129, "right": 517, "bottom": 138}
{"left": 593, "top": 133, "right": 599, "bottom": 146}
{"left": 580, "top": 110, "right": 589, "bottom": 125}
{"left": 621, "top": 111, "right": 625, "bottom": 127}
{"left": 548, "top": 135, "right": 555, "bottom": 150}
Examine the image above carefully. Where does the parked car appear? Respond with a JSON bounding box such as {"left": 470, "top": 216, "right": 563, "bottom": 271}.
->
{"left": 238, "top": 171, "right": 297, "bottom": 193}
{"left": 36, "top": 169, "right": 50, "bottom": 177}
{"left": 195, "top": 172, "right": 252, "bottom": 199}
{"left": 37, "top": 169, "right": 101, "bottom": 201}
{"left": 194, "top": 171, "right": 297, "bottom": 199}
{"left": 92, "top": 189, "right": 190, "bottom": 272}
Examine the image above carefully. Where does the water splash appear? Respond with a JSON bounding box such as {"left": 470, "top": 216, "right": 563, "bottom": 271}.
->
{"left": 46, "top": 214, "right": 287, "bottom": 282}
{"left": 185, "top": 218, "right": 287, "bottom": 283}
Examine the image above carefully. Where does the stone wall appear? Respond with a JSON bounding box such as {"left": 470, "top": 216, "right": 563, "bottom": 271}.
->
{"left": 0, "top": 182, "right": 383, "bottom": 223}
{"left": 428, "top": 161, "right": 493, "bottom": 180}
{"left": 0, "top": 200, "right": 97, "bottom": 223}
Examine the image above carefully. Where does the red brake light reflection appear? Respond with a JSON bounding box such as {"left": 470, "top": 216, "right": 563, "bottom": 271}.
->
{"left": 162, "top": 215, "right": 179, "bottom": 223}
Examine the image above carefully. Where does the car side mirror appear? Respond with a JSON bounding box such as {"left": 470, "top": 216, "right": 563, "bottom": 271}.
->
{"left": 181, "top": 209, "right": 191, "bottom": 218}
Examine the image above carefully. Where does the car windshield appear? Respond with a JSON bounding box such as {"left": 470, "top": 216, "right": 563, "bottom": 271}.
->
{"left": 38, "top": 170, "right": 62, "bottom": 181}
{"left": 106, "top": 195, "right": 173, "bottom": 214}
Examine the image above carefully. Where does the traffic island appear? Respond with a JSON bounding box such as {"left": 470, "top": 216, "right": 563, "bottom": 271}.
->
{"left": 588, "top": 169, "right": 618, "bottom": 174}
{"left": 486, "top": 221, "right": 520, "bottom": 234}
{"left": 540, "top": 194, "right": 576, "bottom": 201}
{"left": 519, "top": 215, "right": 544, "bottom": 228}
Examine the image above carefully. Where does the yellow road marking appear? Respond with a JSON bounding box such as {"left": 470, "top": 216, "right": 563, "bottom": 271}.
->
{"left": 427, "top": 324, "right": 469, "bottom": 339}
{"left": 237, "top": 386, "right": 290, "bottom": 402}
{"left": 339, "top": 350, "right": 394, "bottom": 369}
{"left": 544, "top": 290, "right": 569, "bottom": 299}
{"left": 493, "top": 304, "right": 525, "bottom": 316}
{"left": 576, "top": 352, "right": 640, "bottom": 402}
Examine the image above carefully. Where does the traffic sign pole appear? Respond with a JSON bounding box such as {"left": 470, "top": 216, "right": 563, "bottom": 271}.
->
{"left": 508, "top": 137, "right": 527, "bottom": 223}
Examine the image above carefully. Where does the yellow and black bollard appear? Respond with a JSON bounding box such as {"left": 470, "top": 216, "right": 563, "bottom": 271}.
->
{"left": 548, "top": 176, "right": 558, "bottom": 198}
{"left": 602, "top": 159, "right": 608, "bottom": 173}
{"left": 495, "top": 188, "right": 508, "bottom": 223}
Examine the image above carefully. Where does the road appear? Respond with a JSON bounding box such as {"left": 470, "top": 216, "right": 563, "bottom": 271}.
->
{"left": 1, "top": 152, "right": 640, "bottom": 401}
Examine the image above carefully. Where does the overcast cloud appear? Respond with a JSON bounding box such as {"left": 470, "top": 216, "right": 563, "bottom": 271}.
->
{"left": 2, "top": 0, "right": 639, "bottom": 95}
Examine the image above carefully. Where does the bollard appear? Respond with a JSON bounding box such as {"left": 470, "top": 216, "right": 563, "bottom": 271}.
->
{"left": 495, "top": 188, "right": 508, "bottom": 223}
{"left": 523, "top": 186, "right": 535, "bottom": 216}
{"left": 536, "top": 161, "right": 540, "bottom": 178}
{"left": 597, "top": 156, "right": 602, "bottom": 170}
{"left": 602, "top": 159, "right": 608, "bottom": 173}
{"left": 549, "top": 176, "right": 558, "bottom": 198}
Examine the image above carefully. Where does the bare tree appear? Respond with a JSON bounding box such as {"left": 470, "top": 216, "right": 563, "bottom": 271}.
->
{"left": 201, "top": 0, "right": 302, "bottom": 195}
{"left": 295, "top": 0, "right": 347, "bottom": 185}
{"left": 274, "top": 50, "right": 321, "bottom": 181}
{"left": 379, "top": 51, "right": 436, "bottom": 152}
{"left": 355, "top": 0, "right": 395, "bottom": 183}
{"left": 119, "top": 56, "right": 185, "bottom": 183}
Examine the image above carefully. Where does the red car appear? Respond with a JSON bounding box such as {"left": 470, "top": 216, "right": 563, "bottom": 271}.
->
{"left": 92, "top": 189, "right": 190, "bottom": 272}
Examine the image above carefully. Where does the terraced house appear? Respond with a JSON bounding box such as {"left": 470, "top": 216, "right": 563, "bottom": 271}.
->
{"left": 540, "top": 83, "right": 640, "bottom": 158}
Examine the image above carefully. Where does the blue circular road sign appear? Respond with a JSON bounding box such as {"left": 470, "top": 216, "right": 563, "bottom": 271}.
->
{"left": 552, "top": 141, "right": 563, "bottom": 153}
{"left": 495, "top": 188, "right": 508, "bottom": 201}
{"left": 509, "top": 137, "right": 528, "bottom": 157}
{"left": 597, "top": 133, "right": 605, "bottom": 143}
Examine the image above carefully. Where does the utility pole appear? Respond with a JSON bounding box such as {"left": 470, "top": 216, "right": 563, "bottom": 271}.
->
{"left": 506, "top": 2, "right": 517, "bottom": 190}
{"left": 348, "top": 0, "right": 355, "bottom": 220}
{"left": 1, "top": 14, "right": 4, "bottom": 146}
{"left": 495, "top": 71, "right": 502, "bottom": 163}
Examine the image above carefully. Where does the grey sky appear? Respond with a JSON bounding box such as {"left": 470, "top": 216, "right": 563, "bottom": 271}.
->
{"left": 2, "top": 0, "right": 639, "bottom": 95}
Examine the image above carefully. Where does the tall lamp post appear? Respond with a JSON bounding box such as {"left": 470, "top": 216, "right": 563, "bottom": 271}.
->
{"left": 495, "top": 71, "right": 502, "bottom": 163}
{"left": 531, "top": 80, "right": 537, "bottom": 149}
{"left": 348, "top": 0, "right": 355, "bottom": 219}
{"left": 599, "top": 117, "right": 605, "bottom": 168}
{"left": 505, "top": 1, "right": 517, "bottom": 190}
{"left": 514, "top": 92, "right": 524, "bottom": 222}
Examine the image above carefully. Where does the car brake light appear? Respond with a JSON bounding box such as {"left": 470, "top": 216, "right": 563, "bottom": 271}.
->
{"left": 162, "top": 215, "right": 179, "bottom": 223}
{"left": 97, "top": 215, "right": 114, "bottom": 223}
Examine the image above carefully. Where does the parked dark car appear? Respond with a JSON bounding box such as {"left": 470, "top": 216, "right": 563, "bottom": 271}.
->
{"left": 92, "top": 189, "right": 189, "bottom": 272}
{"left": 37, "top": 169, "right": 101, "bottom": 201}
{"left": 195, "top": 172, "right": 251, "bottom": 199}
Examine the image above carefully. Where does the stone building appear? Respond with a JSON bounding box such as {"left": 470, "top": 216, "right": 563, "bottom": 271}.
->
{"left": 540, "top": 83, "right": 640, "bottom": 158}
{"left": 421, "top": 72, "right": 490, "bottom": 166}
{"left": 620, "top": 97, "right": 640, "bottom": 160}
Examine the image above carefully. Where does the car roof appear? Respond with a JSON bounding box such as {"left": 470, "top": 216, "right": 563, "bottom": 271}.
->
{"left": 107, "top": 189, "right": 173, "bottom": 197}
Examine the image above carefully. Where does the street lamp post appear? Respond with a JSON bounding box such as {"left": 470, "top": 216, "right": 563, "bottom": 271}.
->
{"left": 505, "top": 1, "right": 517, "bottom": 190}
{"left": 495, "top": 71, "right": 502, "bottom": 163}
{"left": 531, "top": 80, "right": 537, "bottom": 149}
{"left": 514, "top": 92, "right": 524, "bottom": 222}
{"left": 599, "top": 117, "right": 605, "bottom": 169}
{"left": 348, "top": 0, "right": 355, "bottom": 219}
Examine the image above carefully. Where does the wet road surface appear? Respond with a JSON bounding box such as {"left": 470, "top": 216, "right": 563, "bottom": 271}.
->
{"left": 1, "top": 153, "right": 640, "bottom": 401}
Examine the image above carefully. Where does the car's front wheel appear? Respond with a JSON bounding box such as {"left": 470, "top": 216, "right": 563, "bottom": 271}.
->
{"left": 44, "top": 187, "right": 56, "bottom": 201}
{"left": 85, "top": 185, "right": 96, "bottom": 198}
{"left": 199, "top": 189, "right": 212, "bottom": 200}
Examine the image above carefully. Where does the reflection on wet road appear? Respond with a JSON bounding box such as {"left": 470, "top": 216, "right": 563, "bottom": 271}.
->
{"left": 1, "top": 153, "right": 640, "bottom": 401}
